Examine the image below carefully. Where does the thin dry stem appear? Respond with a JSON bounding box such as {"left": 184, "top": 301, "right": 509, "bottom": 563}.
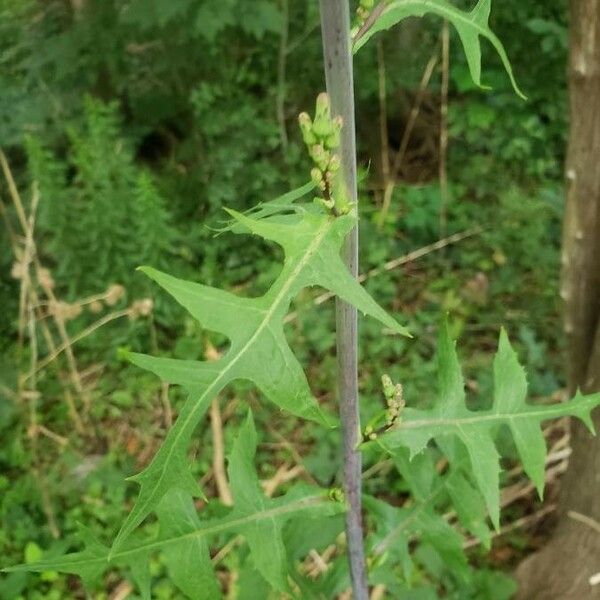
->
{"left": 377, "top": 39, "right": 391, "bottom": 200}
{"left": 439, "top": 20, "right": 450, "bottom": 237}
{"left": 285, "top": 226, "right": 482, "bottom": 323}
{"left": 161, "top": 381, "right": 173, "bottom": 429}
{"left": 378, "top": 52, "right": 439, "bottom": 225}
{"left": 463, "top": 505, "right": 557, "bottom": 550}
{"left": 25, "top": 308, "right": 130, "bottom": 380}
{"left": 276, "top": 0, "right": 289, "bottom": 153}
{"left": 567, "top": 510, "right": 600, "bottom": 535}
{"left": 210, "top": 398, "right": 233, "bottom": 506}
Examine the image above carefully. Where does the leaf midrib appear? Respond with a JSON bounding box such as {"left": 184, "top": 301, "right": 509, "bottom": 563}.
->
{"left": 398, "top": 400, "right": 596, "bottom": 431}
{"left": 10, "top": 495, "right": 329, "bottom": 572}
{"left": 114, "top": 217, "right": 335, "bottom": 550}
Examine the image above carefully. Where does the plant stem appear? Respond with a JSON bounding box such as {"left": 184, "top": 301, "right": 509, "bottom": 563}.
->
{"left": 318, "top": 2, "right": 369, "bottom": 598}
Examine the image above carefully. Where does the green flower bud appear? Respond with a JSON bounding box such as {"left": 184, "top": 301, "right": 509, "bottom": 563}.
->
{"left": 313, "top": 117, "right": 335, "bottom": 139}
{"left": 309, "top": 143, "right": 324, "bottom": 161}
{"left": 315, "top": 92, "right": 331, "bottom": 120}
{"left": 329, "top": 154, "right": 341, "bottom": 172}
{"left": 311, "top": 167, "right": 323, "bottom": 186}
{"left": 325, "top": 130, "right": 340, "bottom": 150}
{"left": 360, "top": 0, "right": 375, "bottom": 9}
{"left": 314, "top": 196, "right": 335, "bottom": 212}
{"left": 329, "top": 487, "right": 345, "bottom": 503}
{"left": 298, "top": 112, "right": 316, "bottom": 145}
{"left": 382, "top": 374, "right": 395, "bottom": 400}
{"left": 318, "top": 153, "right": 331, "bottom": 172}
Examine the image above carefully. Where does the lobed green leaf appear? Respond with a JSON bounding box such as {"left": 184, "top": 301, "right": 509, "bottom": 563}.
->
{"left": 354, "top": 0, "right": 526, "bottom": 99}
{"left": 111, "top": 207, "right": 408, "bottom": 555}
{"left": 378, "top": 320, "right": 600, "bottom": 528}
{"left": 3, "top": 411, "right": 345, "bottom": 599}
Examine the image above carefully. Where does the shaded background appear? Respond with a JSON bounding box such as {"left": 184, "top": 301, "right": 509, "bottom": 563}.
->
{"left": 0, "top": 0, "right": 570, "bottom": 597}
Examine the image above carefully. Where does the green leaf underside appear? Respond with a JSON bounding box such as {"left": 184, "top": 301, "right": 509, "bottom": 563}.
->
{"left": 367, "top": 447, "right": 489, "bottom": 583}
{"left": 354, "top": 0, "right": 526, "bottom": 99}
{"left": 4, "top": 412, "right": 345, "bottom": 599}
{"left": 114, "top": 208, "right": 408, "bottom": 554}
{"left": 366, "top": 491, "right": 469, "bottom": 584}
{"left": 379, "top": 321, "right": 600, "bottom": 529}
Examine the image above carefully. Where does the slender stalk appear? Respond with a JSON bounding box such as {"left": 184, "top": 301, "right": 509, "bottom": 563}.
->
{"left": 276, "top": 0, "right": 289, "bottom": 154}
{"left": 439, "top": 20, "right": 450, "bottom": 238}
{"left": 318, "top": 2, "right": 368, "bottom": 598}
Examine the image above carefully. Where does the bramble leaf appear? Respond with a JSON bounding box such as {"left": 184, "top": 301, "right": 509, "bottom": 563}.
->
{"left": 378, "top": 321, "right": 600, "bottom": 528}
{"left": 353, "top": 0, "right": 526, "bottom": 99}
{"left": 3, "top": 411, "right": 345, "bottom": 599}
{"left": 113, "top": 207, "right": 407, "bottom": 553}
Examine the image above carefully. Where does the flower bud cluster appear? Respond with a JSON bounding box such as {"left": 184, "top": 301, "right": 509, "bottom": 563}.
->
{"left": 328, "top": 487, "right": 345, "bottom": 503}
{"left": 363, "top": 374, "right": 406, "bottom": 442}
{"left": 298, "top": 93, "right": 349, "bottom": 216}
{"left": 352, "top": 0, "right": 375, "bottom": 38}
{"left": 382, "top": 374, "right": 405, "bottom": 427}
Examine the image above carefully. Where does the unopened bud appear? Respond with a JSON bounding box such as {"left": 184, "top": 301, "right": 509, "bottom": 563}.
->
{"left": 382, "top": 374, "right": 395, "bottom": 399}
{"left": 315, "top": 92, "right": 330, "bottom": 119}
{"left": 357, "top": 6, "right": 369, "bottom": 20}
{"left": 298, "top": 112, "right": 316, "bottom": 145}
{"left": 328, "top": 154, "right": 341, "bottom": 172}
{"left": 310, "top": 168, "right": 323, "bottom": 186}
{"left": 314, "top": 196, "right": 335, "bottom": 212}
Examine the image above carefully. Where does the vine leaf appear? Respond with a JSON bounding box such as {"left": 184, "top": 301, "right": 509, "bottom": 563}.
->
{"left": 112, "top": 207, "right": 408, "bottom": 554}
{"left": 353, "top": 0, "right": 526, "bottom": 99}
{"left": 378, "top": 320, "right": 600, "bottom": 528}
{"left": 3, "top": 411, "right": 346, "bottom": 599}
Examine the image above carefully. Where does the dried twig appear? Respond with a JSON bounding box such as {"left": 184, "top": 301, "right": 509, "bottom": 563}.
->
{"left": 24, "top": 308, "right": 130, "bottom": 380}
{"left": 109, "top": 580, "right": 133, "bottom": 600}
{"left": 210, "top": 398, "right": 233, "bottom": 506}
{"left": 377, "top": 39, "right": 391, "bottom": 205}
{"left": 352, "top": 2, "right": 386, "bottom": 46}
{"left": 285, "top": 226, "right": 482, "bottom": 323}
{"left": 378, "top": 52, "right": 439, "bottom": 225}
{"left": 567, "top": 510, "right": 600, "bottom": 535}
{"left": 463, "top": 504, "right": 557, "bottom": 550}
{"left": 276, "top": 0, "right": 289, "bottom": 153}
{"left": 262, "top": 463, "right": 305, "bottom": 497}
{"left": 160, "top": 381, "right": 172, "bottom": 429}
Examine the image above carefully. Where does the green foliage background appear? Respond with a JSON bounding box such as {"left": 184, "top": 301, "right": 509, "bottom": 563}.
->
{"left": 0, "top": 0, "right": 570, "bottom": 597}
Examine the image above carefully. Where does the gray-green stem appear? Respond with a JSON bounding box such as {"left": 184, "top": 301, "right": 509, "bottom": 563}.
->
{"left": 319, "top": 2, "right": 369, "bottom": 598}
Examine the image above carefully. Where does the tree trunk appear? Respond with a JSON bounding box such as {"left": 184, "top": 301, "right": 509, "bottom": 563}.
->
{"left": 516, "top": 0, "right": 600, "bottom": 597}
